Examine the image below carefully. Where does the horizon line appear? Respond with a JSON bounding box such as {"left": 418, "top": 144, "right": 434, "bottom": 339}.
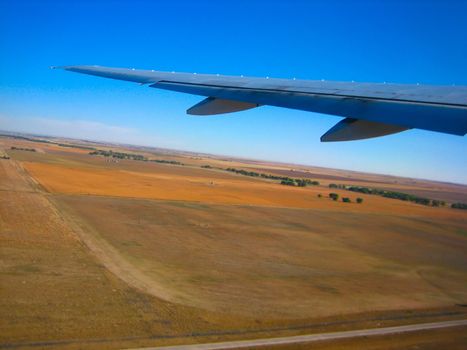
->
{"left": 2, "top": 128, "right": 466, "bottom": 187}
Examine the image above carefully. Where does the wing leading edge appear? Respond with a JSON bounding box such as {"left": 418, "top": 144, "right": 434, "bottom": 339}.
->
{"left": 53, "top": 65, "right": 467, "bottom": 141}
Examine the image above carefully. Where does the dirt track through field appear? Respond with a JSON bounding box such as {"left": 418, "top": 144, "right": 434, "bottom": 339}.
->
{"left": 5, "top": 157, "right": 174, "bottom": 303}
{"left": 49, "top": 197, "right": 184, "bottom": 303}
{"left": 6, "top": 157, "right": 184, "bottom": 304}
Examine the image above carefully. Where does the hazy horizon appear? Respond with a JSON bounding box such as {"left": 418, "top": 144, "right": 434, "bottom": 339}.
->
{"left": 2, "top": 123, "right": 466, "bottom": 187}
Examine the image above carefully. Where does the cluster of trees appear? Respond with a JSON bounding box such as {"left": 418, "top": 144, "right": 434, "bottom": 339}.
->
{"left": 281, "top": 178, "right": 319, "bottom": 187}
{"left": 150, "top": 159, "right": 183, "bottom": 165}
{"left": 89, "top": 149, "right": 184, "bottom": 165}
{"left": 431, "top": 200, "right": 447, "bottom": 207}
{"left": 302, "top": 179, "right": 320, "bottom": 186}
{"left": 201, "top": 165, "right": 212, "bottom": 169}
{"left": 328, "top": 183, "right": 346, "bottom": 189}
{"left": 329, "top": 183, "right": 465, "bottom": 209}
{"left": 281, "top": 179, "right": 296, "bottom": 186}
{"left": 226, "top": 167, "right": 290, "bottom": 181}
{"left": 327, "top": 193, "right": 363, "bottom": 204}
{"left": 329, "top": 184, "right": 439, "bottom": 207}
{"left": 226, "top": 168, "right": 272, "bottom": 178}
{"left": 90, "top": 149, "right": 147, "bottom": 160}
{"left": 348, "top": 186, "right": 434, "bottom": 206}
{"left": 11, "top": 146, "right": 36, "bottom": 152}
{"left": 225, "top": 168, "right": 320, "bottom": 187}
{"left": 451, "top": 203, "right": 467, "bottom": 210}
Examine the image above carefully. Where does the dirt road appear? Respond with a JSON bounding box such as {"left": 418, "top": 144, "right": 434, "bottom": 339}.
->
{"left": 128, "top": 319, "right": 467, "bottom": 350}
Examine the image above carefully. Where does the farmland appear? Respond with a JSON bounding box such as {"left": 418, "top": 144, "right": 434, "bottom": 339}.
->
{"left": 1, "top": 134, "right": 466, "bottom": 349}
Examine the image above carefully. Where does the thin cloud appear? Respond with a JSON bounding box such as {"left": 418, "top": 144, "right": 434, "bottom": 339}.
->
{"left": 0, "top": 115, "right": 181, "bottom": 148}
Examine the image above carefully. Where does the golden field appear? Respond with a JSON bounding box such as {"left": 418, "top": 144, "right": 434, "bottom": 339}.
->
{"left": 1, "top": 135, "right": 466, "bottom": 349}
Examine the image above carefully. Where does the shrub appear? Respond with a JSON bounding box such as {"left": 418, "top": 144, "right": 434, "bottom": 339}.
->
{"left": 317, "top": 194, "right": 322, "bottom": 198}
{"left": 356, "top": 197, "right": 363, "bottom": 204}
{"left": 329, "top": 193, "right": 339, "bottom": 201}
{"left": 342, "top": 197, "right": 351, "bottom": 203}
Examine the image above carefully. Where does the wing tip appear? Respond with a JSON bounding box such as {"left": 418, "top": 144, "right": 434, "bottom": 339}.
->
{"left": 50, "top": 65, "right": 102, "bottom": 71}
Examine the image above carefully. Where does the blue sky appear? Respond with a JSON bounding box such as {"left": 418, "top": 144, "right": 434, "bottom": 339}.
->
{"left": 1, "top": 0, "right": 466, "bottom": 183}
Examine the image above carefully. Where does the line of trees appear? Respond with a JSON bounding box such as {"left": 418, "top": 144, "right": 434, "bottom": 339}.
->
{"left": 150, "top": 159, "right": 183, "bottom": 165}
{"left": 226, "top": 167, "right": 289, "bottom": 180}
{"left": 225, "top": 167, "right": 320, "bottom": 187}
{"left": 328, "top": 183, "right": 445, "bottom": 207}
{"left": 281, "top": 178, "right": 320, "bottom": 187}
{"left": 11, "top": 146, "right": 36, "bottom": 152}
{"left": 90, "top": 149, "right": 147, "bottom": 160}
{"left": 89, "top": 149, "right": 183, "bottom": 165}
{"left": 329, "top": 183, "right": 345, "bottom": 189}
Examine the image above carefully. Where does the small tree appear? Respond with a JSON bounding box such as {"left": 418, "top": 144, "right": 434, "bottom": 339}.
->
{"left": 329, "top": 193, "right": 339, "bottom": 201}
{"left": 342, "top": 197, "right": 351, "bottom": 203}
{"left": 318, "top": 194, "right": 322, "bottom": 198}
{"left": 356, "top": 197, "right": 363, "bottom": 204}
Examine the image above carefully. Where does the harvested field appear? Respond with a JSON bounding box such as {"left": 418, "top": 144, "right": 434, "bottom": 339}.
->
{"left": 56, "top": 194, "right": 467, "bottom": 318}
{"left": 0, "top": 158, "right": 265, "bottom": 346}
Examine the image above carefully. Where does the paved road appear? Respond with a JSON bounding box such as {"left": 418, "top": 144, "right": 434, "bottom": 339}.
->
{"left": 128, "top": 319, "right": 467, "bottom": 350}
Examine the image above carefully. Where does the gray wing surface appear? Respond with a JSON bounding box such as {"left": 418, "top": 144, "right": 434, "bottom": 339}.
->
{"left": 54, "top": 65, "right": 467, "bottom": 141}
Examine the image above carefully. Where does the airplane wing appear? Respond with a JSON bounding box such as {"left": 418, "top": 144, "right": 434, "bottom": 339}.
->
{"left": 53, "top": 65, "right": 467, "bottom": 141}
